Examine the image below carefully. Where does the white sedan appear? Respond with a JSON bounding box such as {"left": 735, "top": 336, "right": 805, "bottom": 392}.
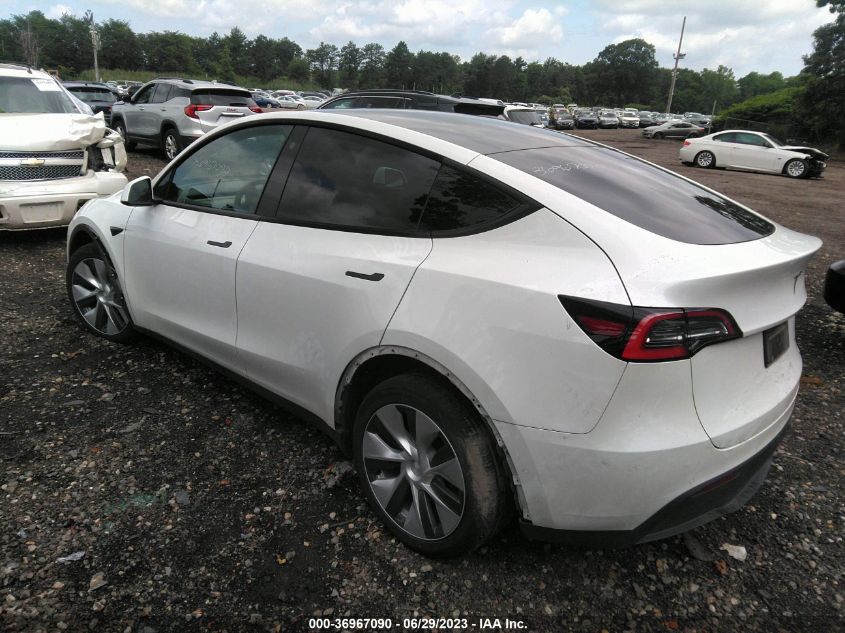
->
{"left": 680, "top": 130, "right": 828, "bottom": 178}
{"left": 66, "top": 110, "right": 820, "bottom": 556}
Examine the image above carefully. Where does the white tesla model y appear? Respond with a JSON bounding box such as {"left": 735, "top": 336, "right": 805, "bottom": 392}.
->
{"left": 66, "top": 111, "right": 821, "bottom": 557}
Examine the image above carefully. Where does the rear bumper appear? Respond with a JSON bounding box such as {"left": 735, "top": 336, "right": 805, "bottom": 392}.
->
{"left": 495, "top": 358, "right": 796, "bottom": 541}
{"left": 0, "top": 171, "right": 127, "bottom": 230}
{"left": 519, "top": 425, "right": 785, "bottom": 547}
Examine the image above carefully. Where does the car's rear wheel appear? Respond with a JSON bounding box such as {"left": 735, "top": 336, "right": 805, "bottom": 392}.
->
{"left": 695, "top": 150, "right": 716, "bottom": 168}
{"left": 784, "top": 158, "right": 809, "bottom": 179}
{"left": 687, "top": 132, "right": 700, "bottom": 138}
{"left": 162, "top": 128, "right": 182, "bottom": 161}
{"left": 297, "top": 104, "right": 305, "bottom": 110}
{"left": 67, "top": 243, "right": 138, "bottom": 343}
{"left": 112, "top": 120, "right": 136, "bottom": 151}
{"left": 352, "top": 373, "right": 511, "bottom": 557}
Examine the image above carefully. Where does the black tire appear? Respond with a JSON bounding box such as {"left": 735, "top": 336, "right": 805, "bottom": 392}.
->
{"left": 112, "top": 119, "right": 136, "bottom": 151}
{"left": 694, "top": 150, "right": 716, "bottom": 169}
{"left": 653, "top": 132, "right": 664, "bottom": 139}
{"left": 66, "top": 243, "right": 139, "bottom": 344}
{"left": 352, "top": 373, "right": 512, "bottom": 557}
{"left": 687, "top": 132, "right": 699, "bottom": 138}
{"left": 162, "top": 127, "right": 182, "bottom": 161}
{"left": 784, "top": 158, "right": 809, "bottom": 179}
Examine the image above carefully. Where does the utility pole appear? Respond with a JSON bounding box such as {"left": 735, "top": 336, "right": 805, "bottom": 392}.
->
{"left": 90, "top": 26, "right": 101, "bottom": 83}
{"left": 665, "top": 16, "right": 686, "bottom": 114}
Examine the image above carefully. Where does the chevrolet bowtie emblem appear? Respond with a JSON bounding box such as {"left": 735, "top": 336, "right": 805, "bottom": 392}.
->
{"left": 20, "top": 158, "right": 46, "bottom": 167}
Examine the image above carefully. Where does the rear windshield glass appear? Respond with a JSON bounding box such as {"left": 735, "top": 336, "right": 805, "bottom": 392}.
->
{"left": 190, "top": 89, "right": 255, "bottom": 107}
{"left": 0, "top": 76, "right": 77, "bottom": 114}
{"left": 492, "top": 146, "right": 774, "bottom": 244}
{"left": 508, "top": 110, "right": 542, "bottom": 126}
{"left": 68, "top": 87, "right": 116, "bottom": 103}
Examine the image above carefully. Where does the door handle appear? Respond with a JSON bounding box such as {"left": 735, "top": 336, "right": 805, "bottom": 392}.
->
{"left": 160, "top": 108, "right": 167, "bottom": 111}
{"left": 346, "top": 271, "right": 384, "bottom": 282}
{"left": 207, "top": 240, "right": 232, "bottom": 248}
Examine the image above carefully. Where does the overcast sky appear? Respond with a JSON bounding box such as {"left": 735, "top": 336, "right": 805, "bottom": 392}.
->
{"left": 7, "top": 0, "right": 837, "bottom": 76}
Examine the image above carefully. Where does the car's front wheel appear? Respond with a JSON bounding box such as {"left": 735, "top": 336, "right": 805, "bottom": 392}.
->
{"left": 695, "top": 150, "right": 716, "bottom": 168}
{"left": 353, "top": 373, "right": 512, "bottom": 557}
{"left": 784, "top": 158, "right": 809, "bottom": 179}
{"left": 653, "top": 132, "right": 664, "bottom": 139}
{"left": 67, "top": 243, "right": 138, "bottom": 343}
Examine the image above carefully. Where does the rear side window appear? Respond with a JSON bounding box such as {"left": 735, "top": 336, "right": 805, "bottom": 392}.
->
{"left": 734, "top": 132, "right": 769, "bottom": 147}
{"left": 713, "top": 133, "right": 736, "bottom": 143}
{"left": 420, "top": 166, "right": 527, "bottom": 234}
{"left": 277, "top": 127, "right": 439, "bottom": 234}
{"left": 492, "top": 146, "right": 774, "bottom": 244}
{"left": 191, "top": 89, "right": 255, "bottom": 107}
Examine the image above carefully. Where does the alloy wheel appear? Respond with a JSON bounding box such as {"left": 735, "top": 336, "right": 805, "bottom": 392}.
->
{"left": 787, "top": 160, "right": 806, "bottom": 177}
{"left": 696, "top": 151, "right": 714, "bottom": 168}
{"left": 70, "top": 257, "right": 130, "bottom": 336}
{"left": 362, "top": 404, "right": 465, "bottom": 541}
{"left": 164, "top": 133, "right": 178, "bottom": 160}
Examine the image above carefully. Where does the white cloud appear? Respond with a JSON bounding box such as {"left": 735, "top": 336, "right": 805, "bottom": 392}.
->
{"left": 488, "top": 8, "right": 563, "bottom": 49}
{"left": 46, "top": 4, "right": 74, "bottom": 19}
{"left": 593, "top": 0, "right": 835, "bottom": 74}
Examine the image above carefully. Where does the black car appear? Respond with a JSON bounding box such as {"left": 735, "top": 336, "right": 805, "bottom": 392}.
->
{"left": 551, "top": 110, "right": 575, "bottom": 130}
{"left": 825, "top": 259, "right": 845, "bottom": 313}
{"left": 317, "top": 90, "right": 505, "bottom": 117}
{"left": 63, "top": 81, "right": 118, "bottom": 124}
{"left": 575, "top": 110, "right": 598, "bottom": 129}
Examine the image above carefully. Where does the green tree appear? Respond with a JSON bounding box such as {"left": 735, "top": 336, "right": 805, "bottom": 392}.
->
{"left": 306, "top": 42, "right": 339, "bottom": 87}
{"left": 738, "top": 71, "right": 787, "bottom": 100}
{"left": 359, "top": 42, "right": 385, "bottom": 87}
{"left": 385, "top": 41, "right": 413, "bottom": 88}
{"left": 223, "top": 26, "right": 250, "bottom": 76}
{"left": 585, "top": 38, "right": 659, "bottom": 106}
{"left": 338, "top": 41, "right": 360, "bottom": 88}
{"left": 98, "top": 19, "right": 142, "bottom": 71}
{"left": 699, "top": 64, "right": 739, "bottom": 112}
{"left": 287, "top": 57, "right": 310, "bottom": 83}
{"left": 797, "top": 4, "right": 845, "bottom": 146}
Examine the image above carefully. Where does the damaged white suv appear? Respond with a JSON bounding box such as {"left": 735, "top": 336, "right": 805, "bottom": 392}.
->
{"left": 0, "top": 64, "right": 127, "bottom": 230}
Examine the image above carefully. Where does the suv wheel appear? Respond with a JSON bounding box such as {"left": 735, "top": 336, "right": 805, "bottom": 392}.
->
{"left": 162, "top": 128, "right": 182, "bottom": 161}
{"left": 112, "top": 119, "right": 136, "bottom": 151}
{"left": 352, "top": 373, "right": 512, "bottom": 557}
{"left": 67, "top": 243, "right": 138, "bottom": 343}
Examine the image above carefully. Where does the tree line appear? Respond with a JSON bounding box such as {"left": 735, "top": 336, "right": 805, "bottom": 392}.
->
{"left": 1, "top": 5, "right": 842, "bottom": 146}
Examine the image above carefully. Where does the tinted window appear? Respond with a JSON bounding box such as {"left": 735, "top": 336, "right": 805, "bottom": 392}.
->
{"left": 132, "top": 84, "right": 154, "bottom": 104}
{"left": 735, "top": 132, "right": 769, "bottom": 147}
{"left": 492, "top": 146, "right": 774, "bottom": 244}
{"left": 190, "top": 89, "right": 254, "bottom": 106}
{"left": 151, "top": 83, "right": 172, "bottom": 104}
{"left": 420, "top": 166, "right": 527, "bottom": 234}
{"left": 67, "top": 87, "right": 116, "bottom": 103}
{"left": 160, "top": 124, "right": 292, "bottom": 214}
{"left": 277, "top": 127, "right": 439, "bottom": 234}
{"left": 713, "top": 133, "right": 736, "bottom": 143}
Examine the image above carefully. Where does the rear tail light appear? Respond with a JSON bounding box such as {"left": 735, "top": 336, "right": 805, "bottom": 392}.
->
{"left": 559, "top": 296, "right": 741, "bottom": 362}
{"left": 683, "top": 140, "right": 691, "bottom": 147}
{"left": 184, "top": 104, "right": 212, "bottom": 119}
{"left": 248, "top": 105, "right": 263, "bottom": 114}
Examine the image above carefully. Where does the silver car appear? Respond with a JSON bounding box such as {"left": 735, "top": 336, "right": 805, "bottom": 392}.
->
{"left": 110, "top": 78, "right": 260, "bottom": 160}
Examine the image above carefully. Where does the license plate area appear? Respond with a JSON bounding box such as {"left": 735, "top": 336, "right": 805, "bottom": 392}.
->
{"left": 763, "top": 321, "right": 789, "bottom": 367}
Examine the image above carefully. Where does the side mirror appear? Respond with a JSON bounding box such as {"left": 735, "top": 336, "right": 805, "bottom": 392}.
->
{"left": 121, "top": 176, "right": 154, "bottom": 206}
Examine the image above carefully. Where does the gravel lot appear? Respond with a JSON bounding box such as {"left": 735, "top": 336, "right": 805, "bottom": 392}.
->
{"left": 1, "top": 131, "right": 843, "bottom": 633}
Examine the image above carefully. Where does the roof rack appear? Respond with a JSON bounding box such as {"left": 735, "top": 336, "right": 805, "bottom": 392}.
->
{"left": 342, "top": 89, "right": 436, "bottom": 96}
{"left": 153, "top": 77, "right": 194, "bottom": 84}
{"left": 0, "top": 61, "right": 35, "bottom": 73}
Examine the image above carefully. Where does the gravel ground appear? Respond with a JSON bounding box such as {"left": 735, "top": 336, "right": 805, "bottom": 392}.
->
{"left": 1, "top": 133, "right": 843, "bottom": 633}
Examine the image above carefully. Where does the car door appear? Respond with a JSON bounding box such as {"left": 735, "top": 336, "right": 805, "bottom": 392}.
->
{"left": 123, "top": 123, "right": 293, "bottom": 372}
{"left": 731, "top": 132, "right": 779, "bottom": 172}
{"left": 122, "top": 83, "right": 155, "bottom": 139}
{"left": 235, "top": 125, "right": 439, "bottom": 423}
